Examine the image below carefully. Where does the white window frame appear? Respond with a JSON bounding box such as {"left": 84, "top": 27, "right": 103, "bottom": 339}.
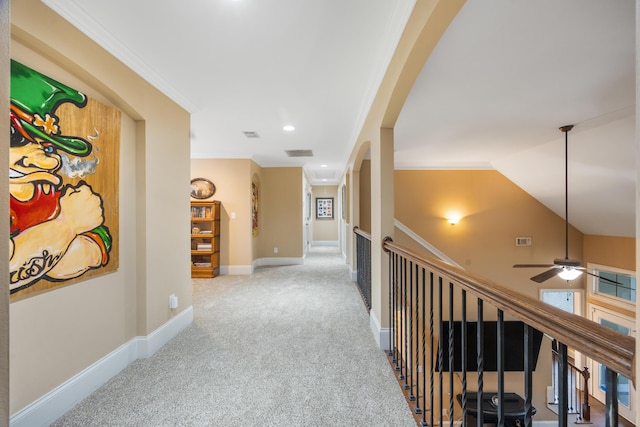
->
{"left": 586, "top": 263, "right": 636, "bottom": 312}
{"left": 539, "top": 288, "right": 584, "bottom": 316}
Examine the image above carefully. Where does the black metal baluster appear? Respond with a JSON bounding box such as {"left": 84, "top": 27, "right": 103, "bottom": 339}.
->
{"left": 364, "top": 237, "right": 370, "bottom": 309}
{"left": 401, "top": 258, "right": 409, "bottom": 389}
{"left": 392, "top": 253, "right": 398, "bottom": 366}
{"left": 424, "top": 271, "right": 434, "bottom": 427}
{"left": 414, "top": 263, "right": 422, "bottom": 414}
{"left": 407, "top": 261, "right": 414, "bottom": 395}
{"left": 388, "top": 248, "right": 393, "bottom": 357}
{"left": 605, "top": 368, "right": 618, "bottom": 427}
{"left": 420, "top": 267, "right": 426, "bottom": 422}
{"left": 461, "top": 290, "right": 467, "bottom": 425}
{"left": 398, "top": 257, "right": 405, "bottom": 377}
{"left": 448, "top": 282, "right": 454, "bottom": 424}
{"left": 557, "top": 341, "right": 568, "bottom": 427}
{"left": 477, "top": 300, "right": 484, "bottom": 427}
{"left": 438, "top": 277, "right": 443, "bottom": 427}
{"left": 497, "top": 309, "right": 504, "bottom": 426}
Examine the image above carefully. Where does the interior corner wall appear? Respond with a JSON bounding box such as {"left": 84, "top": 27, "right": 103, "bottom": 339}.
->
{"left": 311, "top": 185, "right": 339, "bottom": 243}
{"left": 259, "top": 167, "right": 303, "bottom": 258}
{"left": 10, "top": 0, "right": 191, "bottom": 417}
{"left": 190, "top": 159, "right": 254, "bottom": 270}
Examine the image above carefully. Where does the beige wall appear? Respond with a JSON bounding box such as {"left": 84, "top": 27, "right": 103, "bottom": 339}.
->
{"left": 190, "top": 161, "right": 305, "bottom": 267}
{"left": 359, "top": 160, "right": 371, "bottom": 233}
{"left": 10, "top": 0, "right": 191, "bottom": 415}
{"left": 395, "top": 170, "right": 587, "bottom": 298}
{"left": 583, "top": 234, "right": 635, "bottom": 272}
{"left": 259, "top": 168, "right": 303, "bottom": 258}
{"left": 191, "top": 159, "right": 255, "bottom": 268}
{"left": 312, "top": 185, "right": 339, "bottom": 242}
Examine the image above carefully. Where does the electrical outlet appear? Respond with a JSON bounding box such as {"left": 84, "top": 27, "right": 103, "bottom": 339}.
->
{"left": 274, "top": 247, "right": 278, "bottom": 254}
{"left": 169, "top": 294, "right": 178, "bottom": 309}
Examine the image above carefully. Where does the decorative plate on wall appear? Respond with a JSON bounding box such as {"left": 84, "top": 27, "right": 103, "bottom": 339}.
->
{"left": 190, "top": 178, "right": 216, "bottom": 199}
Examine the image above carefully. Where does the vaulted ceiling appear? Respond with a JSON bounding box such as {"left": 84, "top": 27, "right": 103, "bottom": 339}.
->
{"left": 43, "top": 0, "right": 636, "bottom": 237}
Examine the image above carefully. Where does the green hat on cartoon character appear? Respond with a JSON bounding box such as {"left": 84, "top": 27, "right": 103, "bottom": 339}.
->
{"left": 10, "top": 59, "right": 92, "bottom": 156}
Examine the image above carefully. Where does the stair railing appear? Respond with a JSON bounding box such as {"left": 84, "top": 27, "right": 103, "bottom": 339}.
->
{"left": 550, "top": 343, "right": 591, "bottom": 423}
{"left": 378, "top": 237, "right": 635, "bottom": 427}
{"left": 353, "top": 227, "right": 372, "bottom": 311}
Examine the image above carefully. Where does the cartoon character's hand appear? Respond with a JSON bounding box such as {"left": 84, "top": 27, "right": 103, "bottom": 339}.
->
{"left": 57, "top": 183, "right": 104, "bottom": 235}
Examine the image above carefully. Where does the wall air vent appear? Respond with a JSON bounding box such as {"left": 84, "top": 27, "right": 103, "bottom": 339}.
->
{"left": 515, "top": 237, "right": 532, "bottom": 247}
{"left": 242, "top": 131, "right": 260, "bottom": 138}
{"left": 285, "top": 150, "right": 313, "bottom": 157}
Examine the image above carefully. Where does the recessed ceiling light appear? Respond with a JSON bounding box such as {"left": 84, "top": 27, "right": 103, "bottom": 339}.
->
{"left": 283, "top": 125, "right": 295, "bottom": 132}
{"left": 321, "top": 164, "right": 328, "bottom": 168}
{"left": 322, "top": 179, "right": 327, "bottom": 182}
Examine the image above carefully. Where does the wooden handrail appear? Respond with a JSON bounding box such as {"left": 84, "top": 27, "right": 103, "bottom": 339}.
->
{"left": 353, "top": 226, "right": 371, "bottom": 240}
{"left": 383, "top": 238, "right": 636, "bottom": 384}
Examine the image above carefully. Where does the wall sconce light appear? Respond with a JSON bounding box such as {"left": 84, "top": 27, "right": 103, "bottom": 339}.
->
{"left": 446, "top": 216, "right": 461, "bottom": 225}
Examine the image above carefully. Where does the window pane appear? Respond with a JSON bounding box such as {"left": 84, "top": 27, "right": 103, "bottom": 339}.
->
{"left": 598, "top": 319, "right": 631, "bottom": 407}
{"left": 596, "top": 270, "right": 636, "bottom": 303}
{"left": 541, "top": 291, "right": 574, "bottom": 313}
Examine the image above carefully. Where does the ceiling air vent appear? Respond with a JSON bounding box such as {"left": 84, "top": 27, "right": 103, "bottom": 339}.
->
{"left": 285, "top": 149, "right": 313, "bottom": 157}
{"left": 242, "top": 131, "right": 260, "bottom": 138}
{"left": 515, "top": 237, "right": 532, "bottom": 247}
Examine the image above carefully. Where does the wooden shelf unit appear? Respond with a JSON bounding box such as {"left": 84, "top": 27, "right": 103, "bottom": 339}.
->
{"left": 190, "top": 200, "right": 220, "bottom": 278}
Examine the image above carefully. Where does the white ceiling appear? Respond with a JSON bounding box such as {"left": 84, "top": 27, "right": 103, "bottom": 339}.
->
{"left": 43, "top": 0, "right": 636, "bottom": 237}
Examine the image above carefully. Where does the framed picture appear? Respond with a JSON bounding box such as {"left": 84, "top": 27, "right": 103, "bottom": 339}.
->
{"left": 316, "top": 197, "right": 334, "bottom": 219}
{"left": 190, "top": 178, "right": 216, "bottom": 199}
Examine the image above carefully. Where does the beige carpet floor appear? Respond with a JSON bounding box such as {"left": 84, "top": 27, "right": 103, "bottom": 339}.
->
{"left": 51, "top": 246, "right": 415, "bottom": 426}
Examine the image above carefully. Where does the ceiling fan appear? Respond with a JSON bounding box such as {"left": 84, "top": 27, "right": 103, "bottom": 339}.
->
{"left": 513, "top": 125, "right": 618, "bottom": 285}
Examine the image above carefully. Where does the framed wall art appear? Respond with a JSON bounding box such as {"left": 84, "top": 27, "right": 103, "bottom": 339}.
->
{"left": 9, "top": 59, "right": 120, "bottom": 299}
{"left": 190, "top": 177, "right": 216, "bottom": 199}
{"left": 316, "top": 197, "right": 334, "bottom": 219}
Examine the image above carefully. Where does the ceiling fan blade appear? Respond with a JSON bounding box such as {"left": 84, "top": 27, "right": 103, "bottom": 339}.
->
{"left": 530, "top": 268, "right": 561, "bottom": 283}
{"left": 513, "top": 264, "right": 556, "bottom": 268}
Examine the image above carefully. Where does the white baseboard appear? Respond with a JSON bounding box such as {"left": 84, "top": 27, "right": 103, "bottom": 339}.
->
{"left": 369, "top": 310, "right": 392, "bottom": 352}
{"left": 257, "top": 257, "right": 304, "bottom": 267}
{"left": 10, "top": 306, "right": 193, "bottom": 427}
{"left": 350, "top": 268, "right": 357, "bottom": 282}
{"left": 311, "top": 240, "right": 339, "bottom": 246}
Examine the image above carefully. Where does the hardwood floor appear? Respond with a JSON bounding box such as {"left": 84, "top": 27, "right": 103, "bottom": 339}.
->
{"left": 587, "top": 397, "right": 635, "bottom": 427}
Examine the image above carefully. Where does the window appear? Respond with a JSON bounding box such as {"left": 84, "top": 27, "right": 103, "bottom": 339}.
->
{"left": 588, "top": 263, "right": 636, "bottom": 310}
{"left": 540, "top": 289, "right": 582, "bottom": 315}
{"left": 596, "top": 271, "right": 636, "bottom": 302}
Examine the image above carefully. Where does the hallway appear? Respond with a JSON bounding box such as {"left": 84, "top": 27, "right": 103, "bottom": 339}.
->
{"left": 51, "top": 246, "right": 415, "bottom": 426}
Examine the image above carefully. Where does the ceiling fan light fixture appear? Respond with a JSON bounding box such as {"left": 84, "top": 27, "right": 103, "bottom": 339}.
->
{"left": 557, "top": 267, "right": 582, "bottom": 281}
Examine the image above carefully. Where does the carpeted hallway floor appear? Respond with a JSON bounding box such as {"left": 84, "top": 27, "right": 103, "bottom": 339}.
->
{"left": 51, "top": 246, "right": 416, "bottom": 426}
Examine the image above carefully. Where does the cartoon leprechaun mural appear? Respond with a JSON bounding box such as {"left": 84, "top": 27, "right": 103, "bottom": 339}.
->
{"left": 9, "top": 60, "right": 116, "bottom": 296}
